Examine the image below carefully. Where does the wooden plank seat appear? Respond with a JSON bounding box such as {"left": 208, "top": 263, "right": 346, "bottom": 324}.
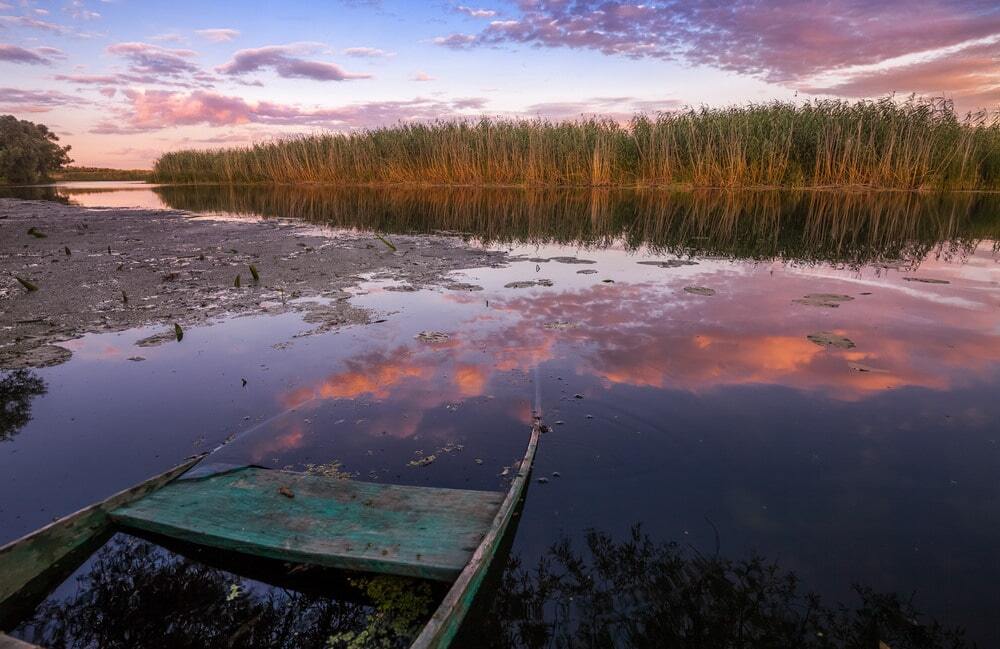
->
{"left": 110, "top": 466, "right": 505, "bottom": 582}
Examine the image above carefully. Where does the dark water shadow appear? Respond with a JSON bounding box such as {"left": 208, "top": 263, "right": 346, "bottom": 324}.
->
{"left": 462, "top": 526, "right": 974, "bottom": 649}
{"left": 0, "top": 370, "right": 46, "bottom": 442}
{"left": 154, "top": 185, "right": 1000, "bottom": 267}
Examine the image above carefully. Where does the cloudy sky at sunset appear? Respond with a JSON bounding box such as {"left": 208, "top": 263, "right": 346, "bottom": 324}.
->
{"left": 2, "top": 0, "right": 998, "bottom": 167}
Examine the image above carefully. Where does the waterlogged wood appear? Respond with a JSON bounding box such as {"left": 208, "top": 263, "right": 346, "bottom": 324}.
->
{"left": 111, "top": 468, "right": 505, "bottom": 582}
{"left": 410, "top": 423, "right": 540, "bottom": 649}
{"left": 0, "top": 455, "right": 203, "bottom": 613}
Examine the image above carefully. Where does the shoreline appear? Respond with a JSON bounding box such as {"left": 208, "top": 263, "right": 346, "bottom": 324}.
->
{"left": 0, "top": 198, "right": 506, "bottom": 369}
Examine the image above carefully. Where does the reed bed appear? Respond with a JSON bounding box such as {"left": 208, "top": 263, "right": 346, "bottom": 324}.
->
{"left": 153, "top": 97, "right": 1000, "bottom": 190}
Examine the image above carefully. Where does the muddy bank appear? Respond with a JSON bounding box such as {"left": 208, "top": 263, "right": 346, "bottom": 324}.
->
{"left": 0, "top": 199, "right": 506, "bottom": 368}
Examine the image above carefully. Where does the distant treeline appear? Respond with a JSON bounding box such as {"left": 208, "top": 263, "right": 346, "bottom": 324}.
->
{"left": 154, "top": 97, "right": 1000, "bottom": 190}
{"left": 51, "top": 166, "right": 152, "bottom": 182}
{"left": 153, "top": 184, "right": 1000, "bottom": 266}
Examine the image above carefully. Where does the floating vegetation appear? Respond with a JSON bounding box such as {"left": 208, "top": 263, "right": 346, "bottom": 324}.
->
{"left": 793, "top": 293, "right": 854, "bottom": 307}
{"left": 543, "top": 320, "right": 577, "bottom": 330}
{"left": 414, "top": 330, "right": 450, "bottom": 343}
{"left": 903, "top": 277, "right": 950, "bottom": 284}
{"left": 249, "top": 264, "right": 260, "bottom": 282}
{"left": 153, "top": 97, "right": 1000, "bottom": 191}
{"left": 234, "top": 274, "right": 241, "bottom": 288}
{"left": 303, "top": 461, "right": 355, "bottom": 480}
{"left": 173, "top": 323, "right": 183, "bottom": 342}
{"left": 548, "top": 257, "right": 596, "bottom": 264}
{"left": 807, "top": 331, "right": 856, "bottom": 349}
{"left": 504, "top": 279, "right": 554, "bottom": 289}
{"left": 683, "top": 286, "right": 716, "bottom": 296}
{"left": 407, "top": 453, "right": 437, "bottom": 468}
{"left": 638, "top": 260, "right": 698, "bottom": 268}
{"left": 26, "top": 227, "right": 46, "bottom": 238}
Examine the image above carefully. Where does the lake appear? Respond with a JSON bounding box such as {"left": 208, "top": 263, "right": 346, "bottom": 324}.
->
{"left": 2, "top": 183, "right": 999, "bottom": 647}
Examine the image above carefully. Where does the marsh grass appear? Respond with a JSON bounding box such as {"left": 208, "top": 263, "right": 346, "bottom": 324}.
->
{"left": 51, "top": 167, "right": 152, "bottom": 182}
{"left": 153, "top": 97, "right": 1000, "bottom": 190}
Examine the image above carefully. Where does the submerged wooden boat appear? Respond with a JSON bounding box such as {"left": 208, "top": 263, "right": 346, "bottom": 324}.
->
{"left": 0, "top": 422, "right": 541, "bottom": 649}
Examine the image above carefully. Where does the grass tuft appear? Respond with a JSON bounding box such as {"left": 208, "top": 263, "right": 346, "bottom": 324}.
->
{"left": 152, "top": 97, "right": 1000, "bottom": 190}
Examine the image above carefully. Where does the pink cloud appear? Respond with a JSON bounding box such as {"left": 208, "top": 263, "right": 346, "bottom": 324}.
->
{"left": 0, "top": 87, "right": 86, "bottom": 112}
{"left": 217, "top": 44, "right": 371, "bottom": 81}
{"left": 412, "top": 71, "right": 435, "bottom": 82}
{"left": 435, "top": 0, "right": 1000, "bottom": 87}
{"left": 92, "top": 89, "right": 490, "bottom": 133}
{"left": 456, "top": 5, "right": 497, "bottom": 18}
{"left": 0, "top": 43, "right": 62, "bottom": 64}
{"left": 343, "top": 46, "right": 394, "bottom": 58}
{"left": 802, "top": 40, "right": 1000, "bottom": 110}
{"left": 195, "top": 28, "right": 239, "bottom": 42}
{"left": 106, "top": 41, "right": 200, "bottom": 76}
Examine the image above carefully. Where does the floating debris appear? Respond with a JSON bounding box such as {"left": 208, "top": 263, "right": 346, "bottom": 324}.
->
{"left": 443, "top": 282, "right": 483, "bottom": 291}
{"left": 234, "top": 274, "right": 241, "bottom": 288}
{"left": 638, "top": 259, "right": 698, "bottom": 268}
{"left": 543, "top": 320, "right": 576, "bottom": 330}
{"left": 249, "top": 264, "right": 260, "bottom": 282}
{"left": 408, "top": 454, "right": 437, "bottom": 468}
{"left": 684, "top": 286, "right": 716, "bottom": 296}
{"left": 807, "top": 331, "right": 855, "bottom": 349}
{"left": 415, "top": 330, "right": 450, "bottom": 343}
{"left": 173, "top": 323, "right": 184, "bottom": 342}
{"left": 573, "top": 393, "right": 584, "bottom": 399}
{"left": 121, "top": 290, "right": 128, "bottom": 305}
{"left": 903, "top": 277, "right": 950, "bottom": 284}
{"left": 304, "top": 461, "right": 355, "bottom": 480}
{"left": 602, "top": 279, "right": 615, "bottom": 283}
{"left": 549, "top": 256, "right": 596, "bottom": 264}
{"left": 504, "top": 279, "right": 554, "bottom": 289}
{"left": 793, "top": 293, "right": 854, "bottom": 308}
{"left": 27, "top": 227, "right": 47, "bottom": 238}
{"left": 577, "top": 269, "right": 599, "bottom": 274}
{"left": 384, "top": 284, "right": 417, "bottom": 292}
{"left": 537, "top": 477, "right": 549, "bottom": 484}
{"left": 64, "top": 246, "right": 71, "bottom": 256}
{"left": 474, "top": 458, "right": 484, "bottom": 465}
{"left": 277, "top": 486, "right": 295, "bottom": 498}
{"left": 849, "top": 362, "right": 888, "bottom": 373}
{"left": 127, "top": 356, "right": 145, "bottom": 362}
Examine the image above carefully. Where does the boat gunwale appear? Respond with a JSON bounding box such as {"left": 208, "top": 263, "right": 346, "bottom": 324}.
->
{"left": 409, "top": 421, "right": 541, "bottom": 649}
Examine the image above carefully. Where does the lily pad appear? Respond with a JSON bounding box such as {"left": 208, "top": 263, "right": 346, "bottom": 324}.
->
{"left": 684, "top": 286, "right": 716, "bottom": 296}
{"left": 793, "top": 293, "right": 854, "bottom": 308}
{"left": 415, "top": 330, "right": 450, "bottom": 343}
{"left": 807, "top": 331, "right": 856, "bottom": 349}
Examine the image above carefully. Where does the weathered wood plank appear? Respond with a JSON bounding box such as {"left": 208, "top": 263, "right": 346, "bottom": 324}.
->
{"left": 410, "top": 422, "right": 540, "bottom": 649}
{"left": 111, "top": 468, "right": 505, "bottom": 582}
{"left": 0, "top": 455, "right": 203, "bottom": 626}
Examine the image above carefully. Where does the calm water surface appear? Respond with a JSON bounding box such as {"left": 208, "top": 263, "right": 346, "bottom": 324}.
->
{"left": 2, "top": 183, "right": 999, "bottom": 647}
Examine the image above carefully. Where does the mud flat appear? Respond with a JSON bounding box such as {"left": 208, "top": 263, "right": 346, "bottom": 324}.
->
{"left": 0, "top": 198, "right": 505, "bottom": 368}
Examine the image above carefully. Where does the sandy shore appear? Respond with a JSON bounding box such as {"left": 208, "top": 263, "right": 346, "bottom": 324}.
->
{"left": 0, "top": 199, "right": 505, "bottom": 368}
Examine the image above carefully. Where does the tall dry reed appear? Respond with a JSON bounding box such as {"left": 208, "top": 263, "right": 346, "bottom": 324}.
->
{"left": 152, "top": 97, "right": 1000, "bottom": 190}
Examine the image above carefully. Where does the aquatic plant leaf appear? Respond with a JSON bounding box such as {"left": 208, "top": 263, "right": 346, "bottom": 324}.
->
{"left": 375, "top": 234, "right": 397, "bottom": 251}
{"left": 249, "top": 264, "right": 260, "bottom": 282}
{"left": 14, "top": 275, "right": 38, "bottom": 292}
{"left": 173, "top": 323, "right": 183, "bottom": 342}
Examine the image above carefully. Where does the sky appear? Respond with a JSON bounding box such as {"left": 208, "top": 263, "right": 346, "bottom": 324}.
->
{"left": 1, "top": 0, "right": 998, "bottom": 168}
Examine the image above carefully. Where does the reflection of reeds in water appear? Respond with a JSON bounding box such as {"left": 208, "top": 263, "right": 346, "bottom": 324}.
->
{"left": 154, "top": 98, "right": 1000, "bottom": 190}
{"left": 154, "top": 184, "right": 1000, "bottom": 266}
